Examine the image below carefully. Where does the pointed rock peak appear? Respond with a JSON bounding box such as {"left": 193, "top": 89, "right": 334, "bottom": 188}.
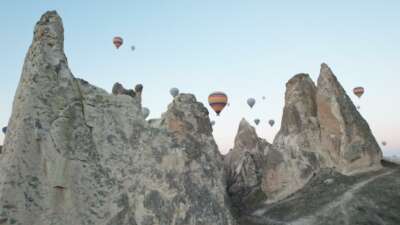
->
{"left": 238, "top": 118, "right": 252, "bottom": 129}
{"left": 234, "top": 118, "right": 259, "bottom": 150}
{"left": 318, "top": 63, "right": 340, "bottom": 87}
{"left": 284, "top": 73, "right": 316, "bottom": 102}
{"left": 286, "top": 73, "right": 314, "bottom": 88}
{"left": 33, "top": 11, "right": 64, "bottom": 48}
{"left": 316, "top": 64, "right": 382, "bottom": 174}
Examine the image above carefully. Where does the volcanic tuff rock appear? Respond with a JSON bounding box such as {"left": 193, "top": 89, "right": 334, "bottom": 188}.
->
{"left": 261, "top": 74, "right": 321, "bottom": 203}
{"left": 229, "top": 67, "right": 384, "bottom": 204}
{"left": 224, "top": 119, "right": 272, "bottom": 211}
{"left": 0, "top": 9, "right": 394, "bottom": 225}
{"left": 0, "top": 11, "right": 236, "bottom": 225}
{"left": 316, "top": 63, "right": 382, "bottom": 175}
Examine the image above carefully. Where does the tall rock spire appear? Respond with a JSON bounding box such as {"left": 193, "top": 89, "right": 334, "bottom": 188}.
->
{"left": 316, "top": 63, "right": 382, "bottom": 174}
{"left": 0, "top": 11, "right": 236, "bottom": 225}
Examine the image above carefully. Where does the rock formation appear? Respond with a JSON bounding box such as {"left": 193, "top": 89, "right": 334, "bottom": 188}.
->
{"left": 316, "top": 63, "right": 382, "bottom": 174}
{"left": 229, "top": 69, "right": 383, "bottom": 204}
{"left": 261, "top": 74, "right": 321, "bottom": 203}
{"left": 112, "top": 82, "right": 139, "bottom": 99}
{"left": 0, "top": 11, "right": 235, "bottom": 225}
{"left": 224, "top": 119, "right": 272, "bottom": 210}
{"left": 0, "top": 10, "right": 396, "bottom": 225}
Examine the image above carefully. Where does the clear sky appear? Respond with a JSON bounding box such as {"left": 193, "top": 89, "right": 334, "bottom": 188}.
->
{"left": 1, "top": 1, "right": 399, "bottom": 156}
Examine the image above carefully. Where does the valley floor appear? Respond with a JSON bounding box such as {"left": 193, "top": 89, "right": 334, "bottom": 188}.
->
{"left": 239, "top": 161, "right": 400, "bottom": 225}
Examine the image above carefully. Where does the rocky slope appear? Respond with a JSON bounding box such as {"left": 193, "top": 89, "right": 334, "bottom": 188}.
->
{"left": 239, "top": 161, "right": 400, "bottom": 225}
{"left": 0, "top": 11, "right": 235, "bottom": 225}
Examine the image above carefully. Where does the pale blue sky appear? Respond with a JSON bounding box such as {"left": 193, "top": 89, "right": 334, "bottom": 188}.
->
{"left": 1, "top": 1, "right": 399, "bottom": 156}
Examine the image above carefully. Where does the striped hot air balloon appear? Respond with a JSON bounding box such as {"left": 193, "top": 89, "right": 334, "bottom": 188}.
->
{"left": 113, "top": 36, "right": 123, "bottom": 49}
{"left": 353, "top": 87, "right": 364, "bottom": 98}
{"left": 208, "top": 92, "right": 228, "bottom": 116}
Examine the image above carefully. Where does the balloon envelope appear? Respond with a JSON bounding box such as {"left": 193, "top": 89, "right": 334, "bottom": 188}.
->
{"left": 247, "top": 98, "right": 256, "bottom": 108}
{"left": 131, "top": 45, "right": 135, "bottom": 51}
{"left": 142, "top": 107, "right": 150, "bottom": 119}
{"left": 382, "top": 141, "right": 387, "bottom": 146}
{"left": 254, "top": 119, "right": 260, "bottom": 125}
{"left": 211, "top": 120, "right": 216, "bottom": 126}
{"left": 262, "top": 96, "right": 266, "bottom": 100}
{"left": 208, "top": 92, "right": 228, "bottom": 116}
{"left": 170, "top": 88, "right": 179, "bottom": 97}
{"left": 268, "top": 119, "right": 275, "bottom": 127}
{"left": 353, "top": 87, "right": 364, "bottom": 98}
{"left": 113, "top": 36, "right": 123, "bottom": 49}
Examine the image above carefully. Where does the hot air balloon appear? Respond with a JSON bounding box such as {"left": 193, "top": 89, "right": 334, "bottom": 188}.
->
{"left": 208, "top": 92, "right": 228, "bottom": 116}
{"left": 356, "top": 105, "right": 361, "bottom": 110}
{"left": 268, "top": 119, "right": 275, "bottom": 127}
{"left": 211, "top": 120, "right": 216, "bottom": 126}
{"left": 247, "top": 98, "right": 256, "bottom": 108}
{"left": 382, "top": 141, "right": 387, "bottom": 146}
{"left": 142, "top": 107, "right": 150, "bottom": 119}
{"left": 254, "top": 119, "right": 260, "bottom": 125}
{"left": 113, "top": 36, "right": 123, "bottom": 49}
{"left": 2, "top": 126, "right": 6, "bottom": 134}
{"left": 353, "top": 87, "right": 364, "bottom": 98}
{"left": 262, "top": 96, "right": 266, "bottom": 100}
{"left": 170, "top": 88, "right": 179, "bottom": 98}
{"left": 131, "top": 45, "right": 135, "bottom": 51}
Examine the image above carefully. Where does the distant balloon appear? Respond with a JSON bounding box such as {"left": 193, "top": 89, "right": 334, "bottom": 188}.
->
{"left": 356, "top": 105, "right": 361, "bottom": 110}
{"left": 208, "top": 92, "right": 228, "bottom": 116}
{"left": 382, "top": 141, "right": 387, "bottom": 146}
{"left": 353, "top": 87, "right": 364, "bottom": 98}
{"left": 170, "top": 88, "right": 179, "bottom": 97}
{"left": 211, "top": 120, "right": 216, "bottom": 126}
{"left": 268, "top": 119, "right": 275, "bottom": 127}
{"left": 247, "top": 98, "right": 256, "bottom": 108}
{"left": 2, "top": 126, "right": 6, "bottom": 134}
{"left": 254, "top": 119, "right": 260, "bottom": 125}
{"left": 262, "top": 96, "right": 266, "bottom": 100}
{"left": 142, "top": 107, "right": 150, "bottom": 119}
{"left": 131, "top": 45, "right": 135, "bottom": 51}
{"left": 113, "top": 36, "right": 123, "bottom": 49}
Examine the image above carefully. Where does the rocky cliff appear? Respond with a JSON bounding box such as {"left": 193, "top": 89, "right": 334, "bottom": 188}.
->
{"left": 0, "top": 11, "right": 235, "bottom": 225}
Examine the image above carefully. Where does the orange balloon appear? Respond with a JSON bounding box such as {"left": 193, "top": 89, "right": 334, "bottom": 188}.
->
{"left": 208, "top": 92, "right": 228, "bottom": 116}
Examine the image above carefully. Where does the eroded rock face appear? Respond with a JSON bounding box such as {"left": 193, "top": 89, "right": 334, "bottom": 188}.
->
{"left": 261, "top": 74, "right": 320, "bottom": 203}
{"left": 260, "top": 68, "right": 382, "bottom": 203}
{"left": 0, "top": 11, "right": 236, "bottom": 225}
{"left": 224, "top": 119, "right": 272, "bottom": 210}
{"left": 316, "top": 63, "right": 382, "bottom": 174}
